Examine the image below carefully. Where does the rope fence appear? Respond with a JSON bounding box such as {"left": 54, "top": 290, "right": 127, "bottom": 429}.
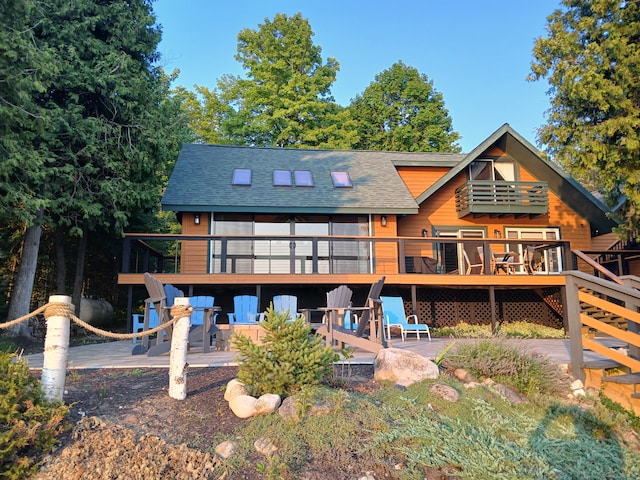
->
{"left": 0, "top": 301, "right": 193, "bottom": 340}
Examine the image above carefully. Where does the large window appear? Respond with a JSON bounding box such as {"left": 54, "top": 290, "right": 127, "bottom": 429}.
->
{"left": 469, "top": 159, "right": 516, "bottom": 181}
{"left": 505, "top": 228, "right": 562, "bottom": 273}
{"left": 210, "top": 215, "right": 369, "bottom": 274}
{"left": 434, "top": 228, "right": 485, "bottom": 274}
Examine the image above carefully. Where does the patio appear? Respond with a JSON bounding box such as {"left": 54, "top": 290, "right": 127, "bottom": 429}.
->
{"left": 19, "top": 336, "right": 615, "bottom": 371}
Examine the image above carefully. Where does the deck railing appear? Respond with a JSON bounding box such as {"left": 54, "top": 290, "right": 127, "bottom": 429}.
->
{"left": 455, "top": 180, "right": 548, "bottom": 217}
{"left": 121, "top": 234, "right": 572, "bottom": 276}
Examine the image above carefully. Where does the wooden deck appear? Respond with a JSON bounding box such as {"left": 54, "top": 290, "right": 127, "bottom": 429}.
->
{"left": 118, "top": 272, "right": 566, "bottom": 289}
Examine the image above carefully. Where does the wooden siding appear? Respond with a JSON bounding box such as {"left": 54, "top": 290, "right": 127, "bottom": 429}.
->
{"left": 396, "top": 166, "right": 449, "bottom": 197}
{"left": 373, "top": 214, "right": 399, "bottom": 275}
{"left": 591, "top": 233, "right": 619, "bottom": 251}
{"left": 181, "top": 213, "right": 209, "bottom": 273}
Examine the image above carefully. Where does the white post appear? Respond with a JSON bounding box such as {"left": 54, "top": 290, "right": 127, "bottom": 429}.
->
{"left": 169, "top": 297, "right": 191, "bottom": 400}
{"left": 41, "top": 295, "right": 72, "bottom": 402}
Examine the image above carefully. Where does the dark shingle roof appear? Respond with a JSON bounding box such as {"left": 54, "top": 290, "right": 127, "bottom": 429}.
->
{"left": 162, "top": 144, "right": 420, "bottom": 214}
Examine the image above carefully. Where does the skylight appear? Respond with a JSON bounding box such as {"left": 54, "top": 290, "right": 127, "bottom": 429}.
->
{"left": 294, "top": 170, "right": 313, "bottom": 187}
{"left": 331, "top": 171, "right": 352, "bottom": 188}
{"left": 273, "top": 169, "right": 292, "bottom": 186}
{"left": 232, "top": 168, "right": 252, "bottom": 185}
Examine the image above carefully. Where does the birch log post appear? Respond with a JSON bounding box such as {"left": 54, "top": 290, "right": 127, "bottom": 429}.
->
{"left": 169, "top": 297, "right": 191, "bottom": 400}
{"left": 41, "top": 295, "right": 72, "bottom": 402}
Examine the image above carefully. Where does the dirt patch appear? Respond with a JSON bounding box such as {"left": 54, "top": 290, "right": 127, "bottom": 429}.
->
{"left": 34, "top": 364, "right": 379, "bottom": 479}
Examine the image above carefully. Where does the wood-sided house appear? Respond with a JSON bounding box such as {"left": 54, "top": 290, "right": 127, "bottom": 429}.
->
{"left": 120, "top": 123, "right": 629, "bottom": 329}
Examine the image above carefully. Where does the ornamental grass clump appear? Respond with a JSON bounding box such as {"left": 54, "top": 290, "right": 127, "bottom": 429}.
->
{"left": 0, "top": 351, "right": 70, "bottom": 479}
{"left": 232, "top": 308, "right": 339, "bottom": 397}
{"left": 441, "top": 338, "right": 569, "bottom": 396}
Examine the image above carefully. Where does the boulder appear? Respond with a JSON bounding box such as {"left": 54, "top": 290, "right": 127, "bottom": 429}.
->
{"left": 278, "top": 396, "right": 301, "bottom": 422}
{"left": 374, "top": 348, "right": 439, "bottom": 386}
{"left": 229, "top": 394, "right": 258, "bottom": 418}
{"left": 224, "top": 379, "right": 248, "bottom": 402}
{"left": 254, "top": 393, "right": 282, "bottom": 415}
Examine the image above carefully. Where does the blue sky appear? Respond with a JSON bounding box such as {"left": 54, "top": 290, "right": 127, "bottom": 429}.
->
{"left": 153, "top": 0, "right": 561, "bottom": 152}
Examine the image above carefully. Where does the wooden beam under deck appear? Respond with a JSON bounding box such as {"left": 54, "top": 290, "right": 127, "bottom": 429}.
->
{"left": 118, "top": 272, "right": 566, "bottom": 289}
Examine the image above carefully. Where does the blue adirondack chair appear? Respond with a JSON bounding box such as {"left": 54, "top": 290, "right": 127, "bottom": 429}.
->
{"left": 380, "top": 296, "right": 431, "bottom": 341}
{"left": 188, "top": 296, "right": 218, "bottom": 352}
{"left": 272, "top": 295, "right": 298, "bottom": 321}
{"left": 228, "top": 295, "right": 262, "bottom": 324}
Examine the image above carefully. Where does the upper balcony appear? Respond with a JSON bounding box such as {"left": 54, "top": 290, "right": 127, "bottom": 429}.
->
{"left": 455, "top": 181, "right": 549, "bottom": 218}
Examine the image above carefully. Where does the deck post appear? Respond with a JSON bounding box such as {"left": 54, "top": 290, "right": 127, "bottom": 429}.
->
{"left": 411, "top": 285, "right": 417, "bottom": 316}
{"left": 564, "top": 274, "right": 585, "bottom": 381}
{"left": 489, "top": 286, "right": 497, "bottom": 334}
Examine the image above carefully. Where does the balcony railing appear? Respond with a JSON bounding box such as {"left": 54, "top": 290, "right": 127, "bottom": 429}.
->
{"left": 120, "top": 234, "right": 572, "bottom": 276}
{"left": 455, "top": 181, "right": 549, "bottom": 218}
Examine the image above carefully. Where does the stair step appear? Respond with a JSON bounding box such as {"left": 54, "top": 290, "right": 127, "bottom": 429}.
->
{"left": 601, "top": 373, "right": 640, "bottom": 385}
{"left": 582, "top": 359, "right": 623, "bottom": 370}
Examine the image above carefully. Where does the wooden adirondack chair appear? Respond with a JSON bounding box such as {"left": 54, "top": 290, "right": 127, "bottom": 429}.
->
{"left": 188, "top": 296, "right": 219, "bottom": 353}
{"left": 315, "top": 277, "right": 388, "bottom": 353}
{"left": 228, "top": 295, "right": 263, "bottom": 324}
{"left": 272, "top": 295, "right": 298, "bottom": 321}
{"left": 132, "top": 272, "right": 184, "bottom": 356}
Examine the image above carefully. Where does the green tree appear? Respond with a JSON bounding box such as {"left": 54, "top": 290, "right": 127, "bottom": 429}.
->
{"left": 529, "top": 0, "right": 640, "bottom": 236}
{"left": 218, "top": 13, "right": 348, "bottom": 148}
{"left": 347, "top": 61, "right": 461, "bottom": 152}
{"left": 0, "top": 0, "right": 56, "bottom": 334}
{"left": 3, "top": 0, "right": 189, "bottom": 331}
{"left": 175, "top": 85, "right": 231, "bottom": 145}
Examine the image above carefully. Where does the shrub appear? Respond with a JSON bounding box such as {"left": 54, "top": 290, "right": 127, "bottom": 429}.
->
{"left": 232, "top": 308, "right": 339, "bottom": 397}
{"left": 441, "top": 338, "right": 569, "bottom": 396}
{"left": 433, "top": 321, "right": 566, "bottom": 339}
{"left": 0, "top": 351, "right": 69, "bottom": 479}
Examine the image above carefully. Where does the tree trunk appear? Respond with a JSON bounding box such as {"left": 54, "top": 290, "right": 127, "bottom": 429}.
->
{"left": 55, "top": 227, "right": 66, "bottom": 294}
{"left": 6, "top": 211, "right": 43, "bottom": 338}
{"left": 71, "top": 231, "right": 88, "bottom": 317}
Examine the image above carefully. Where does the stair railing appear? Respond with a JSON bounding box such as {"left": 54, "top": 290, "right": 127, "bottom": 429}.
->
{"left": 572, "top": 249, "right": 624, "bottom": 285}
{"left": 564, "top": 270, "right": 640, "bottom": 381}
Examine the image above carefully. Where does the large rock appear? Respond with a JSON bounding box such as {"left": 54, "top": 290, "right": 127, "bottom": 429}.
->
{"left": 374, "top": 348, "right": 439, "bottom": 386}
{"left": 254, "top": 393, "right": 282, "bottom": 415}
{"left": 229, "top": 394, "right": 258, "bottom": 418}
{"left": 224, "top": 379, "right": 249, "bottom": 402}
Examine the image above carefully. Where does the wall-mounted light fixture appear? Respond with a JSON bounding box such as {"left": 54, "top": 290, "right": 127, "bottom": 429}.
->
{"left": 381, "top": 215, "right": 387, "bottom": 227}
{"left": 194, "top": 213, "right": 200, "bottom": 225}
{"left": 494, "top": 229, "right": 501, "bottom": 238}
{"left": 422, "top": 228, "right": 428, "bottom": 237}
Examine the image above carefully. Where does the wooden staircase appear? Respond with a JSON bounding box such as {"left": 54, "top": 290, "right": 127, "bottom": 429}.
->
{"left": 565, "top": 254, "right": 640, "bottom": 413}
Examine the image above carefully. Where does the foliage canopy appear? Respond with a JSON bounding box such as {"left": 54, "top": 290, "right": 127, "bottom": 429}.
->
{"left": 529, "top": 0, "right": 640, "bottom": 236}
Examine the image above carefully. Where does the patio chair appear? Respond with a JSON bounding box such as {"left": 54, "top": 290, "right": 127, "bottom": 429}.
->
{"left": 381, "top": 296, "right": 431, "bottom": 341}
{"left": 524, "top": 245, "right": 541, "bottom": 274}
{"left": 272, "top": 294, "right": 298, "bottom": 321}
{"left": 462, "top": 249, "right": 483, "bottom": 275}
{"left": 354, "top": 276, "right": 386, "bottom": 341}
{"left": 132, "top": 272, "right": 184, "bottom": 356}
{"left": 228, "top": 295, "right": 263, "bottom": 324}
{"left": 478, "top": 246, "right": 522, "bottom": 274}
{"left": 188, "top": 295, "right": 219, "bottom": 353}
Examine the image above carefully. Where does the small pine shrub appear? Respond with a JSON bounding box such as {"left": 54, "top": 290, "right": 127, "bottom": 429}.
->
{"left": 442, "top": 338, "right": 569, "bottom": 396}
{"left": 232, "top": 308, "right": 339, "bottom": 397}
{"left": 0, "top": 351, "right": 70, "bottom": 479}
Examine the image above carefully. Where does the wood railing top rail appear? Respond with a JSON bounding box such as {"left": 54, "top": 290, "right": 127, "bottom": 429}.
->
{"left": 572, "top": 249, "right": 624, "bottom": 285}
